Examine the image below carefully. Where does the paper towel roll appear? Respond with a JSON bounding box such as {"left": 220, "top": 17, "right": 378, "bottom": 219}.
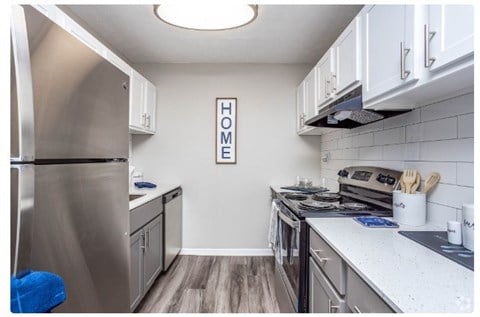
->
{"left": 462, "top": 204, "right": 474, "bottom": 251}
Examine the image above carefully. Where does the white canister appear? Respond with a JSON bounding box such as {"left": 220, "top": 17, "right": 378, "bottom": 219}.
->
{"left": 393, "top": 190, "right": 427, "bottom": 226}
{"left": 462, "top": 204, "right": 474, "bottom": 251}
{"left": 447, "top": 221, "right": 462, "bottom": 245}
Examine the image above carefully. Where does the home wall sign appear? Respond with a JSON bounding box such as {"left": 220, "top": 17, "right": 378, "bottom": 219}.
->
{"left": 216, "top": 98, "right": 237, "bottom": 164}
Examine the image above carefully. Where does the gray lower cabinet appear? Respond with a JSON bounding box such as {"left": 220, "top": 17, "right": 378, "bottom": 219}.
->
{"left": 309, "top": 258, "right": 348, "bottom": 313}
{"left": 130, "top": 214, "right": 163, "bottom": 312}
{"left": 346, "top": 267, "right": 394, "bottom": 313}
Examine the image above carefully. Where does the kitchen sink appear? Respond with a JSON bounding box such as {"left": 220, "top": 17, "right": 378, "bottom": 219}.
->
{"left": 129, "top": 194, "right": 145, "bottom": 201}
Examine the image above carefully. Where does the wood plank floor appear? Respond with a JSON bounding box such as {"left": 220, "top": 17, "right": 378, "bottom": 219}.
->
{"left": 136, "top": 256, "right": 280, "bottom": 313}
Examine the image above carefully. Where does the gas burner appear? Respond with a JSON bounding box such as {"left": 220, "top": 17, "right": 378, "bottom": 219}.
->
{"left": 299, "top": 201, "right": 336, "bottom": 210}
{"left": 312, "top": 192, "right": 341, "bottom": 202}
{"left": 340, "top": 202, "right": 370, "bottom": 210}
{"left": 282, "top": 193, "right": 308, "bottom": 201}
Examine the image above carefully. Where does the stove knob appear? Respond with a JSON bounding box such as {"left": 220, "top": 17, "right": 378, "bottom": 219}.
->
{"left": 386, "top": 175, "right": 396, "bottom": 185}
{"left": 376, "top": 173, "right": 387, "bottom": 183}
{"left": 337, "top": 169, "right": 349, "bottom": 177}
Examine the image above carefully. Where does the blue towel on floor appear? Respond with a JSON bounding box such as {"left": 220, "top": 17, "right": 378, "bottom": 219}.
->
{"left": 11, "top": 270, "right": 66, "bottom": 313}
{"left": 134, "top": 181, "right": 157, "bottom": 189}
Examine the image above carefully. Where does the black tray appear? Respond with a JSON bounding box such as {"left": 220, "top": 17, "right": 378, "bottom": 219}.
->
{"left": 280, "top": 186, "right": 328, "bottom": 194}
{"left": 398, "top": 231, "right": 474, "bottom": 271}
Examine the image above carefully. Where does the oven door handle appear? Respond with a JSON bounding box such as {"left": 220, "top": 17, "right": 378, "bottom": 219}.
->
{"left": 278, "top": 211, "right": 299, "bottom": 229}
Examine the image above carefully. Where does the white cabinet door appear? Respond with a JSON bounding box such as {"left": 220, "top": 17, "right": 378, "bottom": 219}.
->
{"left": 426, "top": 5, "right": 473, "bottom": 72}
{"left": 304, "top": 68, "right": 317, "bottom": 120}
{"left": 316, "top": 50, "right": 334, "bottom": 109}
{"left": 129, "top": 71, "right": 145, "bottom": 130}
{"left": 296, "top": 81, "right": 306, "bottom": 133}
{"left": 143, "top": 81, "right": 157, "bottom": 133}
{"left": 333, "top": 16, "right": 361, "bottom": 95}
{"left": 362, "top": 5, "right": 416, "bottom": 102}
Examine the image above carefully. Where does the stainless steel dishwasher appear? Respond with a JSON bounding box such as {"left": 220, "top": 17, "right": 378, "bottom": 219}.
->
{"left": 163, "top": 187, "right": 182, "bottom": 271}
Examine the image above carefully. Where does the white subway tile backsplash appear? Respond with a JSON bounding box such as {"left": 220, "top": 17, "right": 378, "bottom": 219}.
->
{"left": 319, "top": 93, "right": 473, "bottom": 222}
{"left": 404, "top": 142, "right": 420, "bottom": 161}
{"left": 420, "top": 93, "right": 473, "bottom": 122}
{"left": 404, "top": 161, "right": 457, "bottom": 185}
{"left": 457, "top": 162, "right": 474, "bottom": 187}
{"left": 427, "top": 183, "right": 474, "bottom": 209}
{"left": 426, "top": 202, "right": 458, "bottom": 229}
{"left": 352, "top": 133, "right": 374, "bottom": 147}
{"left": 359, "top": 146, "right": 383, "bottom": 160}
{"left": 458, "top": 113, "right": 474, "bottom": 138}
{"left": 374, "top": 127, "right": 405, "bottom": 145}
{"left": 419, "top": 138, "right": 473, "bottom": 162}
{"left": 383, "top": 144, "right": 405, "bottom": 161}
{"left": 406, "top": 117, "right": 457, "bottom": 142}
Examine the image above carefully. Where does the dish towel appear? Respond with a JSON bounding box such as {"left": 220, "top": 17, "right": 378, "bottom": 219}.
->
{"left": 269, "top": 199, "right": 283, "bottom": 265}
{"left": 134, "top": 181, "right": 157, "bottom": 189}
{"left": 11, "top": 270, "right": 66, "bottom": 313}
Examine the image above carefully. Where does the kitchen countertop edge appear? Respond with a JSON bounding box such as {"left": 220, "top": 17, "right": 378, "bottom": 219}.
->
{"left": 129, "top": 184, "right": 181, "bottom": 210}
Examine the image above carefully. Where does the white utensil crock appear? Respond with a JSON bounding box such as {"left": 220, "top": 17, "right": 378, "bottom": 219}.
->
{"left": 462, "top": 203, "right": 474, "bottom": 251}
{"left": 393, "top": 190, "right": 426, "bottom": 226}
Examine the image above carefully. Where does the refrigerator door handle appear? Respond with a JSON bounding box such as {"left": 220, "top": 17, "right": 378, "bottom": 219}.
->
{"left": 11, "top": 164, "right": 35, "bottom": 278}
{"left": 11, "top": 5, "right": 35, "bottom": 162}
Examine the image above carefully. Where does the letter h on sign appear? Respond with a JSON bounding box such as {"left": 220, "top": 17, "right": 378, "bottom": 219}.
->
{"left": 216, "top": 98, "right": 237, "bottom": 164}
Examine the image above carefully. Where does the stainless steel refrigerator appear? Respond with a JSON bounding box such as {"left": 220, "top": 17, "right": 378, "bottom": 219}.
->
{"left": 11, "top": 5, "right": 130, "bottom": 312}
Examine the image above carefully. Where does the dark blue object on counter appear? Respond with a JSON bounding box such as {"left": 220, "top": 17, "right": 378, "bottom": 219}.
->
{"left": 354, "top": 216, "right": 399, "bottom": 228}
{"left": 134, "top": 182, "right": 157, "bottom": 189}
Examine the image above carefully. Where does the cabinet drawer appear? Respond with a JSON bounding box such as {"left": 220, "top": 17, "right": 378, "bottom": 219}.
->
{"left": 130, "top": 197, "right": 163, "bottom": 234}
{"left": 309, "top": 228, "right": 346, "bottom": 295}
{"left": 346, "top": 267, "right": 394, "bottom": 313}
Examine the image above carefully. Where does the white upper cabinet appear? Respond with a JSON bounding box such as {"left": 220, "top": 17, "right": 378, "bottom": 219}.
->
{"left": 129, "top": 71, "right": 157, "bottom": 134}
{"left": 304, "top": 68, "right": 317, "bottom": 120}
{"left": 315, "top": 50, "right": 335, "bottom": 109}
{"left": 296, "top": 81, "right": 306, "bottom": 133}
{"left": 426, "top": 5, "right": 473, "bottom": 72}
{"left": 332, "top": 16, "right": 361, "bottom": 96}
{"left": 143, "top": 81, "right": 157, "bottom": 133}
{"left": 129, "top": 71, "right": 145, "bottom": 131}
{"left": 362, "top": 5, "right": 417, "bottom": 103}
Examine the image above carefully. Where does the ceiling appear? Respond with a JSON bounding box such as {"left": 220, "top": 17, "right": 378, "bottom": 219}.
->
{"left": 65, "top": 5, "right": 362, "bottom": 64}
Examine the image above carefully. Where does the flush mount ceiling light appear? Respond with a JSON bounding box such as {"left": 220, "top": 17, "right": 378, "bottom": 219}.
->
{"left": 153, "top": 4, "right": 258, "bottom": 31}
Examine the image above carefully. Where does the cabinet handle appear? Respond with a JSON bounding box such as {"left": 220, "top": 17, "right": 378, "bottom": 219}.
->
{"left": 146, "top": 229, "right": 150, "bottom": 249}
{"left": 142, "top": 113, "right": 146, "bottom": 127}
{"left": 331, "top": 74, "right": 337, "bottom": 94}
{"left": 353, "top": 305, "right": 362, "bottom": 313}
{"left": 424, "top": 24, "right": 436, "bottom": 68}
{"left": 400, "top": 41, "right": 411, "bottom": 80}
{"left": 311, "top": 249, "right": 329, "bottom": 264}
{"left": 325, "top": 79, "right": 330, "bottom": 98}
{"left": 328, "top": 299, "right": 340, "bottom": 313}
{"left": 140, "top": 233, "right": 146, "bottom": 252}
{"left": 146, "top": 115, "right": 150, "bottom": 128}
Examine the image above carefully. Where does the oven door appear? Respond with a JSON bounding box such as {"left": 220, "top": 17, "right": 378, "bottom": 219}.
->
{"left": 274, "top": 203, "right": 301, "bottom": 312}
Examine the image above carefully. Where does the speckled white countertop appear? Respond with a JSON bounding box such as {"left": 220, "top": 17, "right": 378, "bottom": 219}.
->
{"left": 306, "top": 218, "right": 474, "bottom": 313}
{"left": 129, "top": 184, "right": 181, "bottom": 210}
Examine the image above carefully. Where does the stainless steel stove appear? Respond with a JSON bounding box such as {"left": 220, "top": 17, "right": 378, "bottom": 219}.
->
{"left": 277, "top": 166, "right": 402, "bottom": 219}
{"left": 273, "top": 166, "right": 402, "bottom": 313}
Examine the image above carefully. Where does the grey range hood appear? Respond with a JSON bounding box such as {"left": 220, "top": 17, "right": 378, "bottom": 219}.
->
{"left": 305, "top": 86, "right": 409, "bottom": 129}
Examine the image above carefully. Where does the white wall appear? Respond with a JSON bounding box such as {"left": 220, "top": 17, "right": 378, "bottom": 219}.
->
{"left": 319, "top": 93, "right": 474, "bottom": 229}
{"left": 131, "top": 63, "right": 322, "bottom": 249}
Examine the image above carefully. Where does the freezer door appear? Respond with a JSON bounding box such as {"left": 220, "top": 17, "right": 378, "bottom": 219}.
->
{"left": 10, "top": 164, "right": 35, "bottom": 277}
{"left": 17, "top": 6, "right": 129, "bottom": 159}
{"left": 31, "top": 162, "right": 129, "bottom": 313}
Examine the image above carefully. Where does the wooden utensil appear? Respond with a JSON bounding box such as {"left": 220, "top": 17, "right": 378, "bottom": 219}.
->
{"left": 410, "top": 173, "right": 421, "bottom": 194}
{"left": 422, "top": 172, "right": 441, "bottom": 194}
{"left": 399, "top": 174, "right": 406, "bottom": 193}
{"left": 402, "top": 169, "right": 417, "bottom": 194}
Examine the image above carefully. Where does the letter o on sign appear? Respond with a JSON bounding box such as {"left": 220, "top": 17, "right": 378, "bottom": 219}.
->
{"left": 221, "top": 117, "right": 232, "bottom": 129}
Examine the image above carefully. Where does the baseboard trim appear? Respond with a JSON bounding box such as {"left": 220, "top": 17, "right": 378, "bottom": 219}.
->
{"left": 179, "top": 248, "right": 273, "bottom": 256}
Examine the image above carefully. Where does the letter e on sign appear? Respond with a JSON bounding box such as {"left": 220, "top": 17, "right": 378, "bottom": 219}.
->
{"left": 216, "top": 98, "right": 237, "bottom": 164}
